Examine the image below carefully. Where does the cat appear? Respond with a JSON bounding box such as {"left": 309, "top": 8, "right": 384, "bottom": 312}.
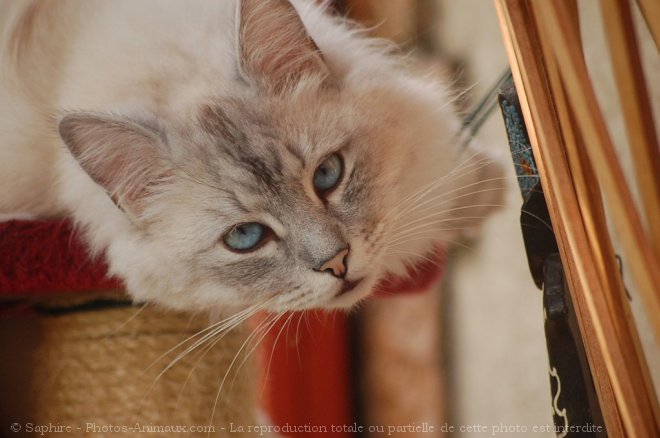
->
{"left": 0, "top": 0, "right": 504, "bottom": 314}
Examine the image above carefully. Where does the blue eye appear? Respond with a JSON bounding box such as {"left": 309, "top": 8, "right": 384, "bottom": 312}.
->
{"left": 223, "top": 222, "right": 268, "bottom": 252}
{"left": 313, "top": 153, "right": 343, "bottom": 195}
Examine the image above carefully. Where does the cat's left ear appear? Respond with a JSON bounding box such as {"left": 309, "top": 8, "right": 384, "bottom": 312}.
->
{"left": 236, "top": 0, "right": 332, "bottom": 93}
{"left": 58, "top": 112, "right": 171, "bottom": 218}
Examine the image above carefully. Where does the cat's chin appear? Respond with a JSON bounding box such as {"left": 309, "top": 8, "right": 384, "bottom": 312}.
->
{"left": 323, "top": 276, "right": 380, "bottom": 309}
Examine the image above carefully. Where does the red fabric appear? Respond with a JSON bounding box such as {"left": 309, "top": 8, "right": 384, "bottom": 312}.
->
{"left": 0, "top": 220, "right": 121, "bottom": 297}
{"left": 259, "top": 311, "right": 353, "bottom": 437}
{"left": 0, "top": 219, "right": 445, "bottom": 436}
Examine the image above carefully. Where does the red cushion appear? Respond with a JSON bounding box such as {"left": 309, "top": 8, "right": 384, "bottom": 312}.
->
{"left": 0, "top": 220, "right": 120, "bottom": 297}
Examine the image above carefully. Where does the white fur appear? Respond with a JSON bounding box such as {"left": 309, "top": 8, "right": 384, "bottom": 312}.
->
{"left": 0, "top": 0, "right": 503, "bottom": 312}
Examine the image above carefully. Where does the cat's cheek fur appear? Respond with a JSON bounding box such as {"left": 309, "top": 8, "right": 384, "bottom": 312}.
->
{"left": 55, "top": 157, "right": 221, "bottom": 311}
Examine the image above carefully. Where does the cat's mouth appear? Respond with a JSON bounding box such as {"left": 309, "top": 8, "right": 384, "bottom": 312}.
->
{"left": 327, "top": 247, "right": 445, "bottom": 308}
{"left": 336, "top": 278, "right": 364, "bottom": 297}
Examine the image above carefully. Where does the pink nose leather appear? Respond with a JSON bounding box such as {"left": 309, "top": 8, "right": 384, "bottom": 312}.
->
{"left": 318, "top": 248, "right": 349, "bottom": 278}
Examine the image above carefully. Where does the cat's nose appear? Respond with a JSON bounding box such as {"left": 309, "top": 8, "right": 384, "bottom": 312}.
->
{"left": 316, "top": 247, "right": 349, "bottom": 279}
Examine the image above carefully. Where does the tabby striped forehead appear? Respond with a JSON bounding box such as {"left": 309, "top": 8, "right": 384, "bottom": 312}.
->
{"left": 188, "top": 94, "right": 378, "bottom": 224}
{"left": 198, "top": 103, "right": 287, "bottom": 192}
{"left": 195, "top": 99, "right": 338, "bottom": 184}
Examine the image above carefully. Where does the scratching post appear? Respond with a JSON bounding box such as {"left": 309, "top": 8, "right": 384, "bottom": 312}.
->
{"left": 0, "top": 220, "right": 258, "bottom": 435}
{"left": 0, "top": 305, "right": 255, "bottom": 436}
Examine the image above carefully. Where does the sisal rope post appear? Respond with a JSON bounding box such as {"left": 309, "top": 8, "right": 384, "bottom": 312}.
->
{"left": 0, "top": 305, "right": 256, "bottom": 437}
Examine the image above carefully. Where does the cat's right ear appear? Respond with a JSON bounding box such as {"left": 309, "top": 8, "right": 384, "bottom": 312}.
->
{"left": 236, "top": 0, "right": 332, "bottom": 93}
{"left": 58, "top": 112, "right": 170, "bottom": 218}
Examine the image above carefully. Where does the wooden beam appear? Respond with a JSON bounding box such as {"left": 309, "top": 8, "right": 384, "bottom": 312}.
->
{"left": 533, "top": 0, "right": 660, "bottom": 341}
{"left": 495, "top": 0, "right": 660, "bottom": 435}
{"left": 601, "top": 0, "right": 660, "bottom": 258}
{"left": 533, "top": 5, "right": 627, "bottom": 435}
{"left": 635, "top": 0, "right": 660, "bottom": 50}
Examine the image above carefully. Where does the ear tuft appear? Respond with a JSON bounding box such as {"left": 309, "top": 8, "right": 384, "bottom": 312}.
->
{"left": 58, "top": 112, "right": 170, "bottom": 216}
{"left": 237, "top": 0, "right": 331, "bottom": 93}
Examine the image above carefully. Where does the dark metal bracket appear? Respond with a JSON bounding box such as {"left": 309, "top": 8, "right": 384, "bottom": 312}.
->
{"left": 498, "top": 77, "right": 607, "bottom": 438}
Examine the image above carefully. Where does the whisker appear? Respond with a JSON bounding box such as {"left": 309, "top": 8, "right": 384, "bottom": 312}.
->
{"left": 380, "top": 149, "right": 489, "bottom": 223}
{"left": 144, "top": 303, "right": 260, "bottom": 375}
{"left": 439, "top": 80, "right": 481, "bottom": 111}
{"left": 383, "top": 250, "right": 444, "bottom": 267}
{"left": 172, "top": 306, "right": 271, "bottom": 408}
{"left": 137, "top": 300, "right": 273, "bottom": 414}
{"left": 228, "top": 311, "right": 288, "bottom": 395}
{"left": 381, "top": 158, "right": 498, "bottom": 232}
{"left": 107, "top": 302, "right": 149, "bottom": 336}
{"left": 208, "top": 312, "right": 284, "bottom": 433}
{"left": 261, "top": 312, "right": 297, "bottom": 394}
{"left": 388, "top": 203, "right": 503, "bottom": 239}
{"left": 295, "top": 311, "right": 306, "bottom": 364}
{"left": 521, "top": 209, "right": 554, "bottom": 233}
{"left": 384, "top": 153, "right": 491, "bottom": 220}
{"left": 397, "top": 175, "right": 507, "bottom": 218}
{"left": 387, "top": 217, "right": 484, "bottom": 246}
{"left": 387, "top": 235, "right": 473, "bottom": 254}
{"left": 388, "top": 184, "right": 506, "bottom": 235}
{"left": 386, "top": 224, "right": 483, "bottom": 247}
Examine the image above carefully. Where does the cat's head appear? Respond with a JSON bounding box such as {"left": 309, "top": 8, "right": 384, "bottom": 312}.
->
{"left": 58, "top": 0, "right": 503, "bottom": 312}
